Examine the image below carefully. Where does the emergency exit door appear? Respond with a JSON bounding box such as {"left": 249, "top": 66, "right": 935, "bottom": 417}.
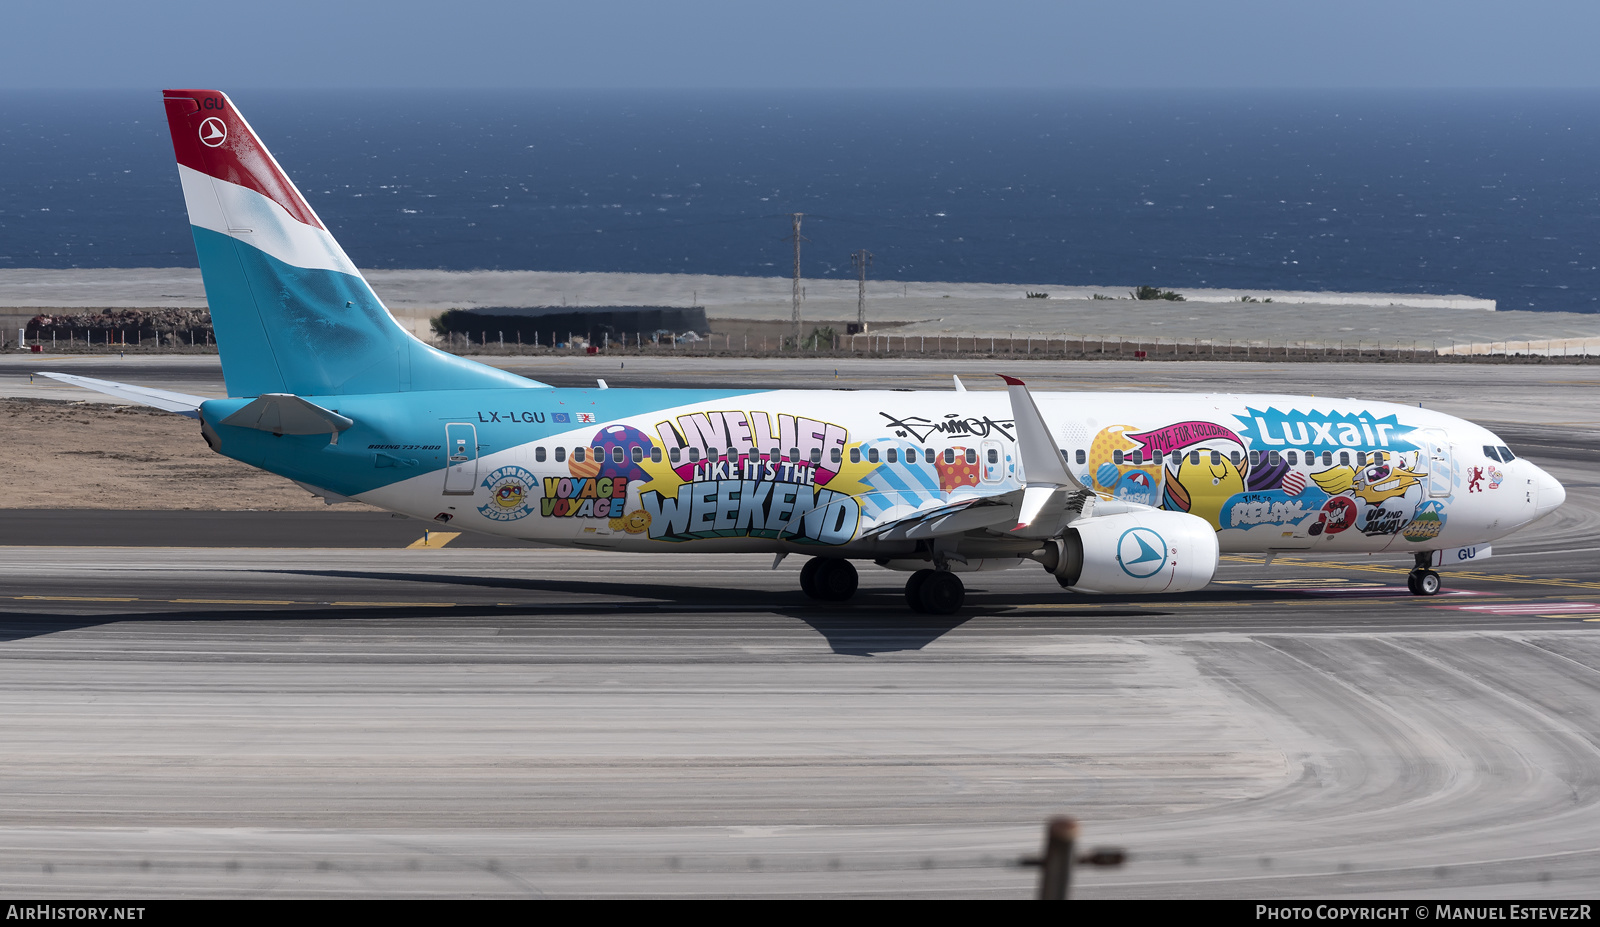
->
{"left": 443, "top": 423, "right": 478, "bottom": 495}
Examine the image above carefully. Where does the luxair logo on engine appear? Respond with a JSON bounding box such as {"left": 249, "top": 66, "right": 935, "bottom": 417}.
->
{"left": 1117, "top": 527, "right": 1168, "bottom": 578}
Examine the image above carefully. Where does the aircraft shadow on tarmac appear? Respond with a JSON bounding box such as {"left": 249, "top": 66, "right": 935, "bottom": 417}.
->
{"left": 0, "top": 570, "right": 1330, "bottom": 655}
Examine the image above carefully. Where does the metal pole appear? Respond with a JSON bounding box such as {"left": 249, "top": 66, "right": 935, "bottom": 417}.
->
{"left": 1038, "top": 816, "right": 1078, "bottom": 900}
{"left": 788, "top": 213, "right": 806, "bottom": 347}
{"left": 851, "top": 249, "right": 873, "bottom": 333}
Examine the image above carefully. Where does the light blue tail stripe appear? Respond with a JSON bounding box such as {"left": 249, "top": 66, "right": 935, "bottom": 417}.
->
{"left": 193, "top": 226, "right": 543, "bottom": 397}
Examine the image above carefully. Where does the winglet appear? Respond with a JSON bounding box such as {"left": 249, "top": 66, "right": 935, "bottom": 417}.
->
{"left": 999, "top": 374, "right": 1086, "bottom": 529}
{"left": 953, "top": 374, "right": 966, "bottom": 392}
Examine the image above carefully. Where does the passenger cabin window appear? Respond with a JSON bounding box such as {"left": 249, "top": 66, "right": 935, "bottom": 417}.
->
{"left": 611, "top": 447, "right": 624, "bottom": 464}
{"left": 631, "top": 446, "right": 643, "bottom": 463}
{"left": 1230, "top": 451, "right": 1242, "bottom": 466}
{"left": 1356, "top": 451, "right": 1368, "bottom": 466}
{"left": 1113, "top": 450, "right": 1125, "bottom": 465}
{"left": 850, "top": 448, "right": 861, "bottom": 464}
{"left": 573, "top": 447, "right": 586, "bottom": 462}
{"left": 1130, "top": 450, "right": 1143, "bottom": 465}
{"left": 555, "top": 447, "right": 566, "bottom": 463}
{"left": 946, "top": 448, "right": 958, "bottom": 464}
{"left": 789, "top": 447, "right": 799, "bottom": 461}
{"left": 830, "top": 448, "right": 842, "bottom": 464}
{"left": 965, "top": 448, "right": 977, "bottom": 464}
{"left": 1323, "top": 451, "right": 1333, "bottom": 466}
{"left": 886, "top": 448, "right": 898, "bottom": 463}
{"left": 925, "top": 448, "right": 935, "bottom": 464}
{"left": 1248, "top": 450, "right": 1261, "bottom": 467}
{"left": 1268, "top": 451, "right": 1281, "bottom": 466}
{"left": 1286, "top": 451, "right": 1297, "bottom": 465}
{"left": 1075, "top": 449, "right": 1087, "bottom": 465}
{"left": 688, "top": 447, "right": 700, "bottom": 463}
{"left": 987, "top": 448, "right": 1000, "bottom": 464}
{"left": 1339, "top": 451, "right": 1350, "bottom": 466}
{"left": 1210, "top": 451, "right": 1221, "bottom": 465}
{"left": 868, "top": 448, "right": 880, "bottom": 463}
{"left": 535, "top": 447, "right": 547, "bottom": 462}
{"left": 669, "top": 447, "right": 681, "bottom": 463}
{"left": 650, "top": 447, "right": 662, "bottom": 463}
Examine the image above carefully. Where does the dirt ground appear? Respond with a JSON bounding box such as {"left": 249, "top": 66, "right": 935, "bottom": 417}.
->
{"left": 0, "top": 398, "right": 377, "bottom": 511}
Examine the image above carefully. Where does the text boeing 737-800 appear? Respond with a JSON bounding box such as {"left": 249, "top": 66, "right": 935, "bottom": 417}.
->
{"left": 41, "top": 90, "right": 1566, "bottom": 614}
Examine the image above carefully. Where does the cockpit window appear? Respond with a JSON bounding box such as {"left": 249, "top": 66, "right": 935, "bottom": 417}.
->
{"left": 1498, "top": 446, "right": 1515, "bottom": 461}
{"left": 1483, "top": 445, "right": 1501, "bottom": 462}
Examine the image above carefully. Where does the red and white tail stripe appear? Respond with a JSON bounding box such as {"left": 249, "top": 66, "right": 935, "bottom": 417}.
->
{"left": 162, "top": 89, "right": 360, "bottom": 277}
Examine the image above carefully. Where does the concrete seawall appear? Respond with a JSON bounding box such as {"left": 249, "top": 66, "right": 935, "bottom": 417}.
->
{"left": 11, "top": 267, "right": 1598, "bottom": 356}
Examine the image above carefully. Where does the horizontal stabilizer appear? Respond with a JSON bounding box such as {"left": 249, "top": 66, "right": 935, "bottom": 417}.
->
{"left": 221, "top": 393, "right": 353, "bottom": 438}
{"left": 37, "top": 372, "right": 207, "bottom": 418}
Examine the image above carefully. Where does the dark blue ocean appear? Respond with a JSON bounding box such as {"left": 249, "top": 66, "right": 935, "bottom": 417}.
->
{"left": 3, "top": 90, "right": 1599, "bottom": 312}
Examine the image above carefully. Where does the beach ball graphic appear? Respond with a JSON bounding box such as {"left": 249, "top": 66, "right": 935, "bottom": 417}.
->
{"left": 1088, "top": 424, "right": 1140, "bottom": 491}
{"left": 589, "top": 423, "right": 654, "bottom": 483}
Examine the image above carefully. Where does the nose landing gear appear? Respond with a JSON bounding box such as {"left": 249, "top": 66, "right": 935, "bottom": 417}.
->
{"left": 1408, "top": 552, "right": 1442, "bottom": 596}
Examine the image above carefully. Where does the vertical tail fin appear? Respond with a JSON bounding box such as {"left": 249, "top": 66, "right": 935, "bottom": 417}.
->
{"left": 162, "top": 89, "right": 541, "bottom": 397}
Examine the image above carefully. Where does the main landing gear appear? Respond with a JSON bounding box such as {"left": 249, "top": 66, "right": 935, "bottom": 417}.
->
{"left": 800, "top": 557, "right": 859, "bottom": 602}
{"left": 1408, "top": 552, "right": 1442, "bottom": 596}
{"left": 798, "top": 557, "right": 965, "bottom": 614}
{"left": 905, "top": 569, "right": 965, "bottom": 615}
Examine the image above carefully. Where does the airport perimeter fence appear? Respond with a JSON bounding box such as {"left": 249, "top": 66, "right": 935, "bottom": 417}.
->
{"left": 430, "top": 330, "right": 1600, "bottom": 363}
{"left": 14, "top": 330, "right": 1600, "bottom": 362}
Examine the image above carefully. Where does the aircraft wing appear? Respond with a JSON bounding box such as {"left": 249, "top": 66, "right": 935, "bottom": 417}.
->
{"left": 37, "top": 371, "right": 208, "bottom": 418}
{"left": 858, "top": 377, "right": 1104, "bottom": 543}
{"left": 858, "top": 492, "right": 1019, "bottom": 541}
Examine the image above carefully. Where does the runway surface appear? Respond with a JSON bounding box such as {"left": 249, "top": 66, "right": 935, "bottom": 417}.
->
{"left": 1, "top": 357, "right": 1598, "bottom": 898}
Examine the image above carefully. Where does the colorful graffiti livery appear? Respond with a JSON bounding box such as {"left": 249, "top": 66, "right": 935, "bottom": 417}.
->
{"left": 541, "top": 476, "right": 630, "bottom": 519}
{"left": 642, "top": 480, "right": 860, "bottom": 544}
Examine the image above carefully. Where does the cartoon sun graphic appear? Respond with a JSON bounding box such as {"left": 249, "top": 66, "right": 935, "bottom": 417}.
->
{"left": 493, "top": 480, "right": 525, "bottom": 510}
{"left": 609, "top": 508, "right": 652, "bottom": 535}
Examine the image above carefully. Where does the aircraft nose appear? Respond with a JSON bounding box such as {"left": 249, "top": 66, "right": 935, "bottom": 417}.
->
{"left": 1532, "top": 465, "right": 1565, "bottom": 521}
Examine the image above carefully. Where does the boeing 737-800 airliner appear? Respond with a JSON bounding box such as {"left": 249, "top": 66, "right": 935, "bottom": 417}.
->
{"left": 43, "top": 90, "right": 1567, "bottom": 614}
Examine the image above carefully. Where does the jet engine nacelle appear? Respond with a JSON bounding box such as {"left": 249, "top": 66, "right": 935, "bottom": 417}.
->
{"left": 1033, "top": 510, "right": 1219, "bottom": 594}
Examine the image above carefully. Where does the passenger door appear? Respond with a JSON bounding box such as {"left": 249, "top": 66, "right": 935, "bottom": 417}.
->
{"left": 1418, "top": 429, "right": 1454, "bottom": 498}
{"left": 443, "top": 423, "right": 478, "bottom": 495}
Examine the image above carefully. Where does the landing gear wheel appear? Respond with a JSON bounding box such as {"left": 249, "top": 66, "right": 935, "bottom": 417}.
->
{"left": 917, "top": 571, "right": 966, "bottom": 615}
{"left": 811, "top": 558, "right": 859, "bottom": 602}
{"left": 799, "top": 557, "right": 823, "bottom": 599}
{"left": 905, "top": 570, "right": 936, "bottom": 613}
{"left": 1409, "top": 570, "right": 1442, "bottom": 596}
